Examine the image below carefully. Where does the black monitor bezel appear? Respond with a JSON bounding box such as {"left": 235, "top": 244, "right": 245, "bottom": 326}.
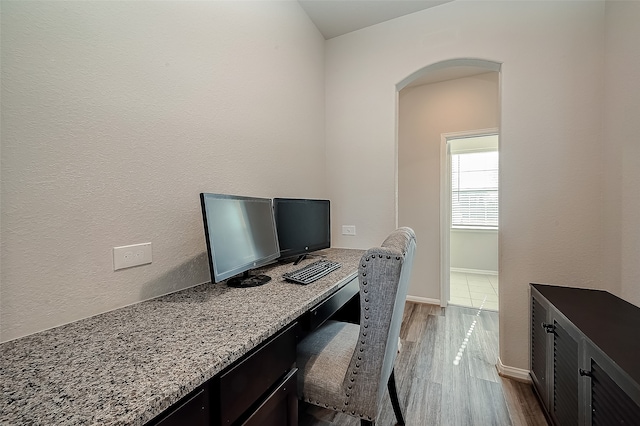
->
{"left": 273, "top": 197, "right": 330, "bottom": 262}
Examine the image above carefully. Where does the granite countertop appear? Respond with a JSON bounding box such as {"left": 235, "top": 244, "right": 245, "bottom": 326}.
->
{"left": 0, "top": 248, "right": 364, "bottom": 425}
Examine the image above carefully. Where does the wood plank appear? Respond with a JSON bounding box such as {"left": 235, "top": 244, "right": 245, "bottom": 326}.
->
{"left": 413, "top": 313, "right": 445, "bottom": 385}
{"left": 404, "top": 303, "right": 432, "bottom": 342}
{"left": 399, "top": 302, "right": 416, "bottom": 341}
{"left": 501, "top": 378, "right": 549, "bottom": 426}
{"left": 404, "top": 377, "right": 442, "bottom": 425}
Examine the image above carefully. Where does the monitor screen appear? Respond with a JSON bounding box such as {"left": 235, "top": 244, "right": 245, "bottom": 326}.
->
{"left": 200, "top": 193, "right": 280, "bottom": 285}
{"left": 273, "top": 198, "right": 330, "bottom": 263}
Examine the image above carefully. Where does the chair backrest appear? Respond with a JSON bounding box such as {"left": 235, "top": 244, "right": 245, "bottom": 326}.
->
{"left": 341, "top": 227, "right": 416, "bottom": 419}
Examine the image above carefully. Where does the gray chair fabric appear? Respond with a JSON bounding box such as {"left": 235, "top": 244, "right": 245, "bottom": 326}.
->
{"left": 297, "top": 227, "right": 417, "bottom": 423}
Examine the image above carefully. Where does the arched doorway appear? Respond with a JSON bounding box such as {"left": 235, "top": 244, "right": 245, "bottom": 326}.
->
{"left": 396, "top": 58, "right": 501, "bottom": 310}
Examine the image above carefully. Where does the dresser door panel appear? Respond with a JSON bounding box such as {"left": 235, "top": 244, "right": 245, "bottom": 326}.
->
{"left": 531, "top": 293, "right": 550, "bottom": 407}
{"left": 552, "top": 318, "right": 580, "bottom": 426}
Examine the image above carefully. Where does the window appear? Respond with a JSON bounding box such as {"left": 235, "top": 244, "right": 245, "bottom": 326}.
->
{"left": 451, "top": 150, "right": 498, "bottom": 228}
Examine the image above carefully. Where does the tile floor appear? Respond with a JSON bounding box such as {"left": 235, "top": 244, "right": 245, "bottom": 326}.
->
{"left": 449, "top": 271, "right": 499, "bottom": 311}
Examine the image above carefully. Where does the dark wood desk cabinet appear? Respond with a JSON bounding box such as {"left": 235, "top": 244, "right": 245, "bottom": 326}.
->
{"left": 148, "top": 275, "right": 360, "bottom": 426}
{"left": 530, "top": 284, "right": 640, "bottom": 425}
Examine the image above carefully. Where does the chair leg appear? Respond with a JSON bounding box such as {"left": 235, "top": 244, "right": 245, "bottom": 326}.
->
{"left": 360, "top": 420, "right": 374, "bottom": 426}
{"left": 387, "top": 368, "right": 405, "bottom": 425}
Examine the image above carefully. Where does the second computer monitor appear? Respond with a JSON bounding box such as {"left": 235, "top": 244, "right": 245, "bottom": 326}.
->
{"left": 273, "top": 198, "right": 330, "bottom": 264}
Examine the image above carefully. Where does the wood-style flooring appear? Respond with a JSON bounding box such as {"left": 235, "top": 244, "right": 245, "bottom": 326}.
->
{"left": 299, "top": 302, "right": 547, "bottom": 426}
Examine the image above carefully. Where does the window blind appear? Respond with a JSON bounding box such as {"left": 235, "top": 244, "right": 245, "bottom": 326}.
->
{"left": 451, "top": 150, "right": 498, "bottom": 228}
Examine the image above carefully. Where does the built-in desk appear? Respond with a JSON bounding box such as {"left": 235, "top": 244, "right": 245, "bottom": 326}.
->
{"left": 0, "top": 248, "right": 364, "bottom": 425}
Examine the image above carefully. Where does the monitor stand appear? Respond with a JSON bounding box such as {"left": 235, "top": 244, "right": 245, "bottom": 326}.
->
{"left": 293, "top": 253, "right": 325, "bottom": 265}
{"left": 293, "top": 254, "right": 308, "bottom": 265}
{"left": 227, "top": 272, "right": 271, "bottom": 288}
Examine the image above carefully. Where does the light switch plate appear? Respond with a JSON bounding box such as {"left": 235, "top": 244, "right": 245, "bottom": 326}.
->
{"left": 113, "top": 242, "right": 152, "bottom": 271}
{"left": 342, "top": 225, "right": 356, "bottom": 236}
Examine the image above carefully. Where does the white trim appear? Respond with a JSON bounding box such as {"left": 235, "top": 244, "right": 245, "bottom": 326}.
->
{"left": 450, "top": 267, "right": 498, "bottom": 276}
{"left": 441, "top": 128, "right": 499, "bottom": 310}
{"left": 451, "top": 225, "right": 498, "bottom": 231}
{"left": 394, "top": 90, "right": 400, "bottom": 229}
{"left": 496, "top": 357, "right": 531, "bottom": 383}
{"left": 442, "top": 128, "right": 500, "bottom": 141}
{"left": 396, "top": 58, "right": 502, "bottom": 91}
{"left": 406, "top": 295, "right": 441, "bottom": 306}
{"left": 440, "top": 134, "right": 451, "bottom": 308}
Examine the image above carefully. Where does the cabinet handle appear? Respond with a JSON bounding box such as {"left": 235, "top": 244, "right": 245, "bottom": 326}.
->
{"left": 541, "top": 322, "right": 555, "bottom": 333}
{"left": 579, "top": 368, "right": 593, "bottom": 377}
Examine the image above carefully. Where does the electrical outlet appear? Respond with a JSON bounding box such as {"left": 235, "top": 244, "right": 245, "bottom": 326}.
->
{"left": 113, "top": 242, "right": 152, "bottom": 271}
{"left": 342, "top": 225, "right": 356, "bottom": 236}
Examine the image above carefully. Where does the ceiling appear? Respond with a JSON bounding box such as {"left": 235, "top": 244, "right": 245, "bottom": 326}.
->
{"left": 298, "top": 0, "right": 454, "bottom": 40}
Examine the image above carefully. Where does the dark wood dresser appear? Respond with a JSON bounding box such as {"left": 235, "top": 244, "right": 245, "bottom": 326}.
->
{"left": 530, "top": 283, "right": 640, "bottom": 425}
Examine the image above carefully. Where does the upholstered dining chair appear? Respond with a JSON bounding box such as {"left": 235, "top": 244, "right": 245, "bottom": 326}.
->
{"left": 297, "top": 227, "right": 416, "bottom": 426}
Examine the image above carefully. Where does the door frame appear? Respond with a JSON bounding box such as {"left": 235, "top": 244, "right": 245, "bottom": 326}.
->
{"left": 440, "top": 128, "right": 499, "bottom": 307}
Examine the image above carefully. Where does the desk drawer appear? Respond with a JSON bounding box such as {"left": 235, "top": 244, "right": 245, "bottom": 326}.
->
{"left": 151, "top": 385, "right": 208, "bottom": 426}
{"left": 242, "top": 368, "right": 297, "bottom": 426}
{"left": 218, "top": 322, "right": 296, "bottom": 425}
{"left": 307, "top": 276, "right": 359, "bottom": 331}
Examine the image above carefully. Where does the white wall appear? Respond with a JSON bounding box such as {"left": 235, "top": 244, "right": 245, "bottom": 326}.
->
{"left": 0, "top": 1, "right": 326, "bottom": 341}
{"left": 603, "top": 1, "right": 640, "bottom": 307}
{"left": 451, "top": 230, "right": 498, "bottom": 273}
{"left": 398, "top": 73, "right": 499, "bottom": 298}
{"left": 326, "top": 1, "right": 606, "bottom": 370}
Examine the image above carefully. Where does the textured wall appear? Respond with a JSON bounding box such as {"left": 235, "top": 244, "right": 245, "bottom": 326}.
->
{"left": 398, "top": 73, "right": 499, "bottom": 298}
{"left": 0, "top": 1, "right": 326, "bottom": 341}
{"left": 325, "top": 1, "right": 606, "bottom": 370}
{"left": 603, "top": 1, "right": 640, "bottom": 306}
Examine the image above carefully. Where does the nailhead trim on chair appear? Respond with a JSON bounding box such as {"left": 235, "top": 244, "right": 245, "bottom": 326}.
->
{"left": 343, "top": 257, "right": 372, "bottom": 412}
{"left": 351, "top": 252, "right": 405, "bottom": 422}
{"left": 343, "top": 255, "right": 376, "bottom": 419}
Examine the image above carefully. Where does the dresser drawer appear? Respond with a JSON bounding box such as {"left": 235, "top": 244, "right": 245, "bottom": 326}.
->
{"left": 218, "top": 322, "right": 297, "bottom": 425}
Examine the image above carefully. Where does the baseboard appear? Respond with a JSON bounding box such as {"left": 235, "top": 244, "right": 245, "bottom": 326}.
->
{"left": 451, "top": 267, "right": 498, "bottom": 276}
{"left": 496, "top": 357, "right": 531, "bottom": 383}
{"left": 406, "top": 295, "right": 440, "bottom": 306}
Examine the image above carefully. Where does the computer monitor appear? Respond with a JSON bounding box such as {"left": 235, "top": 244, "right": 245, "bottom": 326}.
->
{"left": 200, "top": 193, "right": 280, "bottom": 287}
{"left": 273, "top": 198, "right": 330, "bottom": 264}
